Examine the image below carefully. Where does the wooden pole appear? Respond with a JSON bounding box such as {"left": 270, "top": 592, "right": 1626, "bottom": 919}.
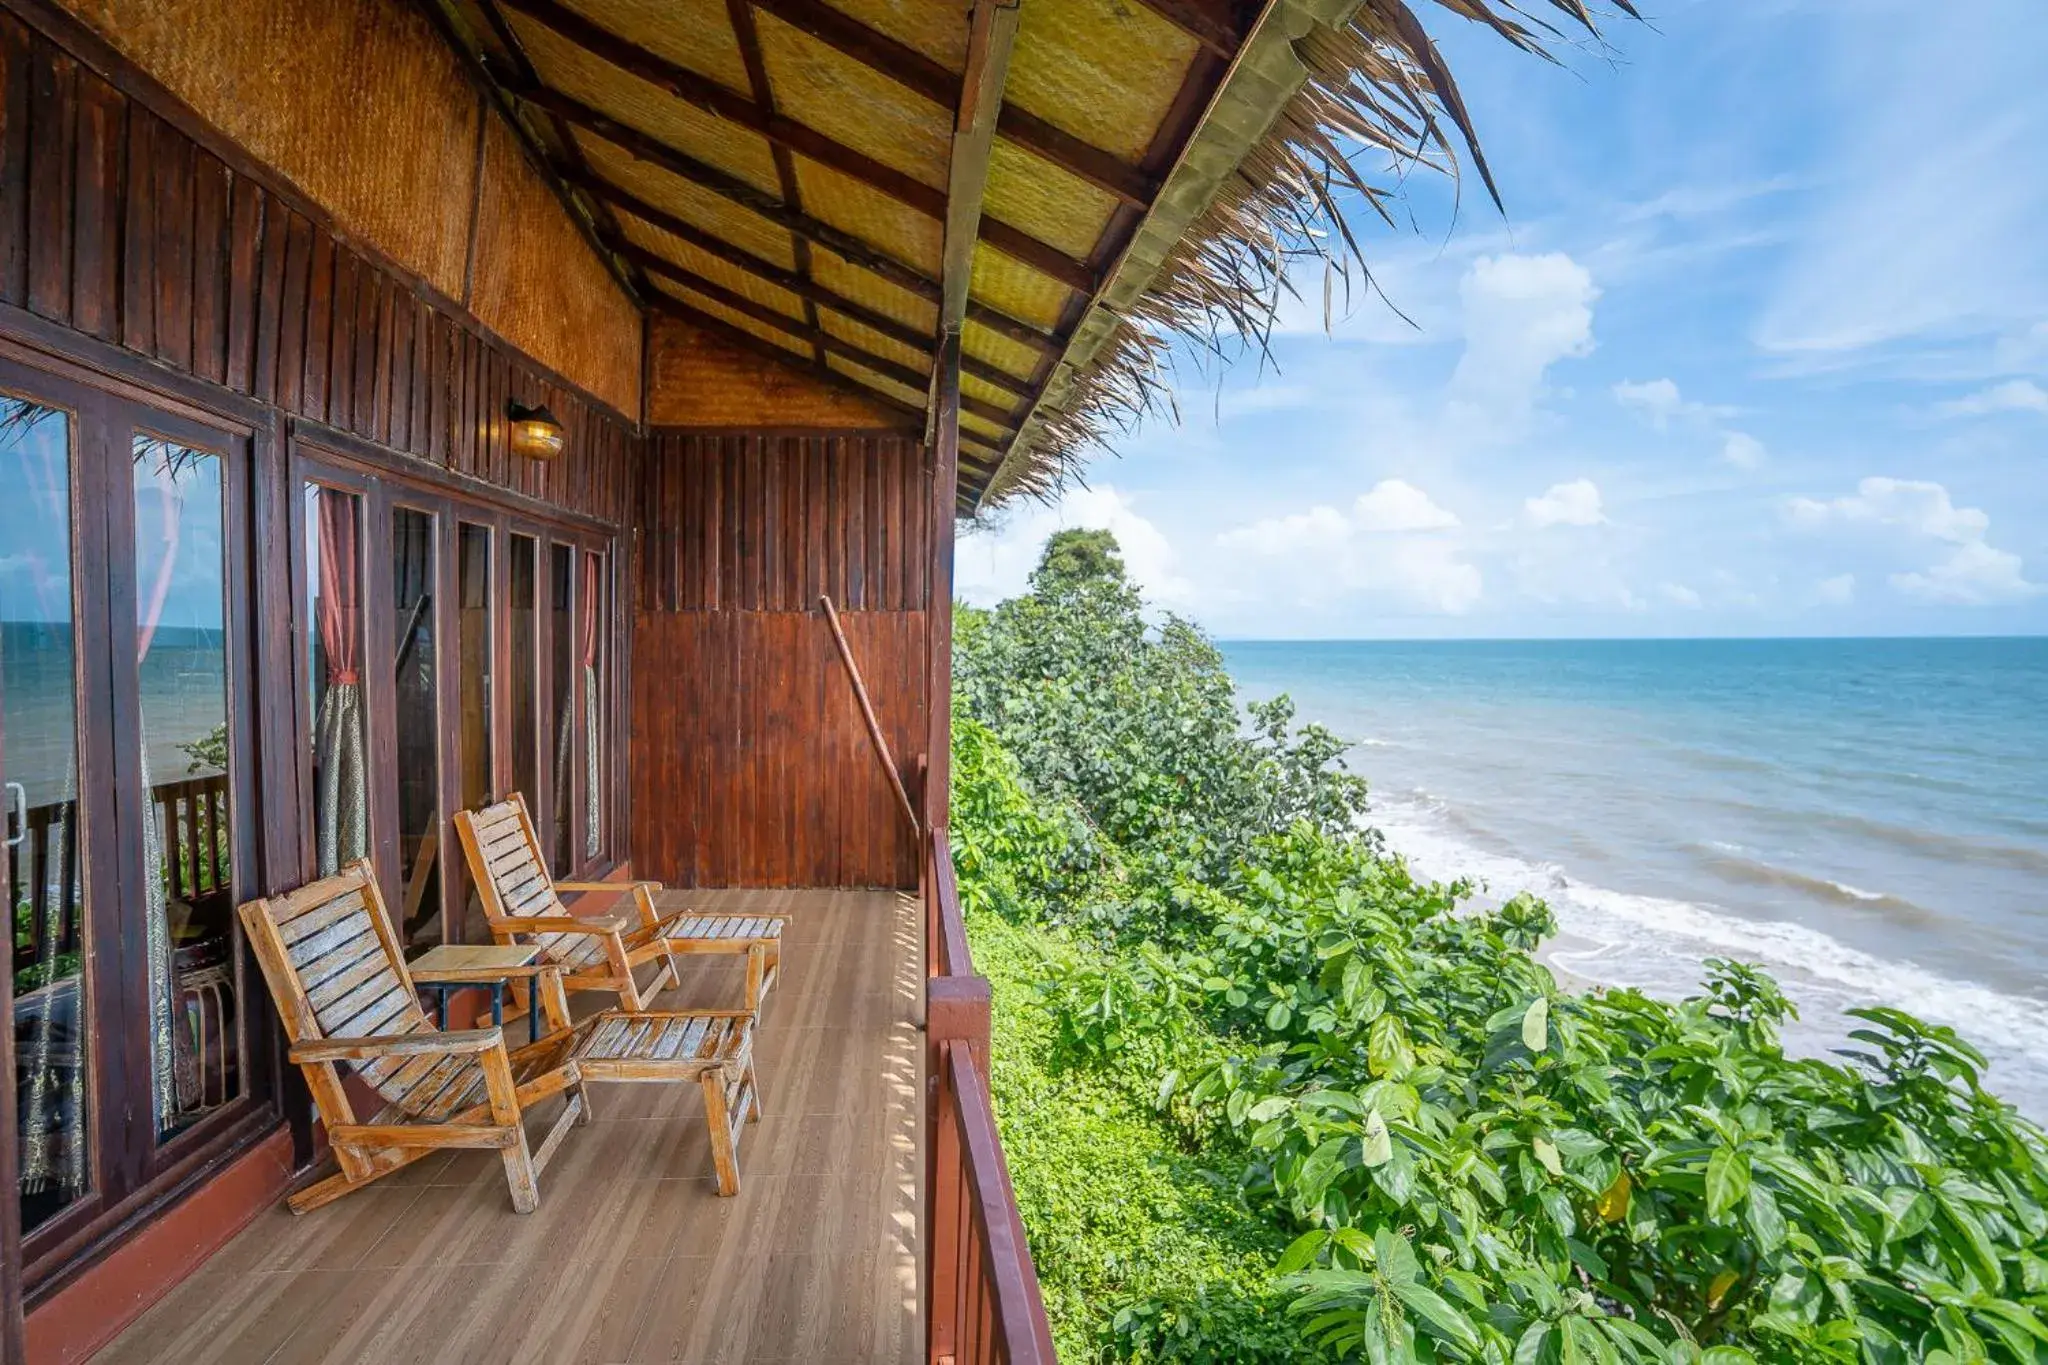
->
{"left": 819, "top": 595, "right": 921, "bottom": 839}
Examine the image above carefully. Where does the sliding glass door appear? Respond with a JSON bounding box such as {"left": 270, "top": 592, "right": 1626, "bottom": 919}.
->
{"left": 3, "top": 358, "right": 265, "bottom": 1289}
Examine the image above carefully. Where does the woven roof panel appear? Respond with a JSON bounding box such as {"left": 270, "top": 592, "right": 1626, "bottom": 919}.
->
{"left": 792, "top": 157, "right": 945, "bottom": 275}
{"left": 560, "top": 0, "right": 754, "bottom": 96}
{"left": 983, "top": 138, "right": 1119, "bottom": 259}
{"left": 514, "top": 16, "right": 782, "bottom": 196}
{"left": 1007, "top": 0, "right": 1196, "bottom": 162}
{"left": 621, "top": 215, "right": 809, "bottom": 321}
{"left": 819, "top": 311, "right": 928, "bottom": 375}
{"left": 755, "top": 12, "right": 950, "bottom": 188}
{"left": 656, "top": 280, "right": 812, "bottom": 356}
{"left": 808, "top": 250, "right": 939, "bottom": 337}
{"left": 577, "top": 133, "right": 800, "bottom": 271}
{"left": 818, "top": 0, "right": 965, "bottom": 70}
{"left": 962, "top": 320, "right": 1047, "bottom": 380}
{"left": 969, "top": 242, "right": 1072, "bottom": 330}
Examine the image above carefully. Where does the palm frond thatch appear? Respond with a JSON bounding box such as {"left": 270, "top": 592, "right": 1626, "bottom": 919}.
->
{"left": 980, "top": 0, "right": 1629, "bottom": 508}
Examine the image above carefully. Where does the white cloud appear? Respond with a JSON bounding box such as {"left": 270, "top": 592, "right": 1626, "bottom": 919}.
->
{"left": 1352, "top": 479, "right": 1460, "bottom": 532}
{"left": 1816, "top": 573, "right": 1857, "bottom": 606}
{"left": 1612, "top": 378, "right": 1733, "bottom": 428}
{"left": 1786, "top": 477, "right": 1988, "bottom": 543}
{"left": 1787, "top": 476, "right": 2039, "bottom": 606}
{"left": 1218, "top": 481, "right": 1480, "bottom": 615}
{"left": 1892, "top": 543, "right": 2040, "bottom": 607}
{"left": 957, "top": 485, "right": 1190, "bottom": 608}
{"left": 1720, "top": 432, "right": 1767, "bottom": 469}
{"left": 1938, "top": 379, "right": 2048, "bottom": 417}
{"left": 1525, "top": 479, "right": 1606, "bottom": 528}
{"left": 1448, "top": 253, "right": 1598, "bottom": 429}
{"left": 1658, "top": 582, "right": 1703, "bottom": 609}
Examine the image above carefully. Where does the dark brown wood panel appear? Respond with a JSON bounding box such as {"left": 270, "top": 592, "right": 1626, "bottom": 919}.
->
{"left": 632, "top": 431, "right": 932, "bottom": 888}
{"left": 0, "top": 14, "right": 636, "bottom": 526}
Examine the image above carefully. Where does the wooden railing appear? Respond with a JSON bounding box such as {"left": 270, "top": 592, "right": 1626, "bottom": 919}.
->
{"left": 926, "top": 828, "right": 1056, "bottom": 1364}
{"left": 8, "top": 774, "right": 230, "bottom": 961}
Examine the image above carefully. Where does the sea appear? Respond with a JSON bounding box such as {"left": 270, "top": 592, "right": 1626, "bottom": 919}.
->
{"left": 1219, "top": 638, "right": 2048, "bottom": 1118}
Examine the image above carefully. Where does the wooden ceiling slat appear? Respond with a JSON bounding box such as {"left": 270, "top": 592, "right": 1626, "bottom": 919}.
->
{"left": 747, "top": 0, "right": 1157, "bottom": 209}
{"left": 494, "top": 0, "right": 1095, "bottom": 293}
{"left": 724, "top": 0, "right": 827, "bottom": 368}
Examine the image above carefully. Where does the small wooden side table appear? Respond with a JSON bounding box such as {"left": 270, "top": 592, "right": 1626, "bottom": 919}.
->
{"left": 409, "top": 944, "right": 548, "bottom": 1043}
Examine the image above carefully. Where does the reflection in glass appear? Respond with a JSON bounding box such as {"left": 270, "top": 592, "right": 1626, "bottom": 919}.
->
{"left": 392, "top": 508, "right": 442, "bottom": 946}
{"left": 509, "top": 536, "right": 538, "bottom": 813}
{"left": 582, "top": 552, "right": 602, "bottom": 861}
{"left": 133, "top": 434, "right": 239, "bottom": 1136}
{"left": 306, "top": 485, "right": 366, "bottom": 876}
{"left": 457, "top": 525, "right": 492, "bottom": 943}
{"left": 549, "top": 543, "right": 574, "bottom": 872}
{"left": 3, "top": 396, "right": 90, "bottom": 1231}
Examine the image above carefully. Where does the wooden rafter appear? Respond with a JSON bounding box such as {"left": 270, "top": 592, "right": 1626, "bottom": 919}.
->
{"left": 1128, "top": 0, "right": 1249, "bottom": 58}
{"left": 647, "top": 283, "right": 1020, "bottom": 430}
{"left": 746, "top": 0, "right": 1157, "bottom": 209}
{"left": 726, "top": 0, "right": 825, "bottom": 369}
{"left": 493, "top": 0, "right": 1095, "bottom": 293}
{"left": 567, "top": 166, "right": 1058, "bottom": 356}
{"left": 940, "top": 1, "right": 1022, "bottom": 336}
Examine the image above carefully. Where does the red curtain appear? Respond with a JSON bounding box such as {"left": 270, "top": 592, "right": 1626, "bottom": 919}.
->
{"left": 318, "top": 490, "right": 361, "bottom": 684}
{"left": 581, "top": 552, "right": 600, "bottom": 668}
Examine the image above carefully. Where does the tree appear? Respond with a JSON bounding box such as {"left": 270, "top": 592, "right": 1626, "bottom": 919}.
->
{"left": 1031, "top": 527, "right": 1127, "bottom": 595}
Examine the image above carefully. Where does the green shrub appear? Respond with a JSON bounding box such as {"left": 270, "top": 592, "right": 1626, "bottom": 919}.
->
{"left": 954, "top": 533, "right": 2048, "bottom": 1365}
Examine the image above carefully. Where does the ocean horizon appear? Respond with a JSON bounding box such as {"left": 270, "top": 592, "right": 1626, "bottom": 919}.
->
{"left": 1218, "top": 635, "right": 2048, "bottom": 1117}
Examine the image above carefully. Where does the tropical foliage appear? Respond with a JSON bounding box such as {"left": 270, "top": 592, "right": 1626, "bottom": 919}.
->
{"left": 953, "top": 530, "right": 2048, "bottom": 1364}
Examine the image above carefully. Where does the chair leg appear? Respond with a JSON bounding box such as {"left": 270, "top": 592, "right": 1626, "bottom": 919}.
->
{"left": 499, "top": 1127, "right": 541, "bottom": 1214}
{"left": 701, "top": 1072, "right": 740, "bottom": 1196}
{"left": 746, "top": 1057, "right": 762, "bottom": 1123}
{"left": 285, "top": 1146, "right": 426, "bottom": 1215}
{"left": 744, "top": 944, "right": 765, "bottom": 1012}
{"left": 573, "top": 1075, "right": 596, "bottom": 1126}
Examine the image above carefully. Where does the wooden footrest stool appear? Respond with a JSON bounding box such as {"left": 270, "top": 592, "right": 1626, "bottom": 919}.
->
{"left": 573, "top": 1010, "right": 760, "bottom": 1195}
{"left": 646, "top": 894, "right": 786, "bottom": 1011}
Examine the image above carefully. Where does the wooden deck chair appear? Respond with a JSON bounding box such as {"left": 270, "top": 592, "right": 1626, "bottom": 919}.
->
{"left": 454, "top": 794, "right": 785, "bottom": 1013}
{"left": 239, "top": 861, "right": 591, "bottom": 1215}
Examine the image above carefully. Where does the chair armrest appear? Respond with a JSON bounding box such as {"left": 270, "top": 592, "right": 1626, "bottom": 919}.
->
{"left": 555, "top": 880, "right": 659, "bottom": 893}
{"left": 290, "top": 1027, "right": 503, "bottom": 1064}
{"left": 493, "top": 913, "right": 634, "bottom": 935}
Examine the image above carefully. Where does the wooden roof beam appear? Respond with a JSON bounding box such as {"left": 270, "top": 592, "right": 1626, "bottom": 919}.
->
{"left": 647, "top": 283, "right": 1021, "bottom": 431}
{"left": 569, "top": 167, "right": 1064, "bottom": 358}
{"left": 745, "top": 0, "right": 1158, "bottom": 209}
{"left": 1128, "top": 0, "right": 1250, "bottom": 58}
{"left": 940, "top": 1, "right": 1022, "bottom": 337}
{"left": 494, "top": 0, "right": 1095, "bottom": 293}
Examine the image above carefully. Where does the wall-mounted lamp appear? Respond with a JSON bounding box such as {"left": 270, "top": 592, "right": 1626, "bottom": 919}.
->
{"left": 508, "top": 401, "right": 566, "bottom": 461}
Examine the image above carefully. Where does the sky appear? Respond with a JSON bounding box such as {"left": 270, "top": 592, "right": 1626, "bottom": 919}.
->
{"left": 957, "top": 0, "right": 2048, "bottom": 639}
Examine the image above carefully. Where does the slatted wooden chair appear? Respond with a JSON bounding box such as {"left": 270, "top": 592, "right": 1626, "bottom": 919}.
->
{"left": 239, "top": 861, "right": 591, "bottom": 1215}
{"left": 454, "top": 794, "right": 785, "bottom": 1013}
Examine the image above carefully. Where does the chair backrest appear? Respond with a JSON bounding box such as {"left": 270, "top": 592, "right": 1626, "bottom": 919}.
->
{"left": 239, "top": 861, "right": 433, "bottom": 1109}
{"left": 453, "top": 794, "right": 575, "bottom": 955}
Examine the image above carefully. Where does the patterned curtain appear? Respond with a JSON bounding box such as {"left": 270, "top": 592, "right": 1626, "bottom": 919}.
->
{"left": 314, "top": 491, "right": 367, "bottom": 875}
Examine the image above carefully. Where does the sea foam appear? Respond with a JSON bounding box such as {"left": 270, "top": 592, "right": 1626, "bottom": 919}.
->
{"left": 1368, "top": 793, "right": 2048, "bottom": 1119}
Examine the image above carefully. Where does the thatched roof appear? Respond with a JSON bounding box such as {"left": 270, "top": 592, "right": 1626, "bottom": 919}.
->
{"left": 423, "top": 0, "right": 1619, "bottom": 510}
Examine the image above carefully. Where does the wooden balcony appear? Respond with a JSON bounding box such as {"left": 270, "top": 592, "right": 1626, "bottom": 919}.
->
{"left": 90, "top": 888, "right": 922, "bottom": 1364}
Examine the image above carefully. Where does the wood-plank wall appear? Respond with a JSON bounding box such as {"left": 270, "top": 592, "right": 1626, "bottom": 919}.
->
{"left": 0, "top": 9, "right": 636, "bottom": 525}
{"left": 632, "top": 431, "right": 931, "bottom": 888}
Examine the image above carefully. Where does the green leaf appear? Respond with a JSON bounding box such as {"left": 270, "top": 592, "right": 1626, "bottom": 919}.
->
{"left": 1532, "top": 1135, "right": 1563, "bottom": 1179}
{"left": 1390, "top": 1279, "right": 1483, "bottom": 1353}
{"left": 1514, "top": 1321, "right": 1551, "bottom": 1365}
{"left": 1362, "top": 1109, "right": 1394, "bottom": 1167}
{"left": 1523, "top": 995, "right": 1550, "bottom": 1053}
{"left": 1276, "top": 1228, "right": 1328, "bottom": 1275}
{"left": 1746, "top": 1182, "right": 1787, "bottom": 1255}
{"left": 1706, "top": 1147, "right": 1752, "bottom": 1220}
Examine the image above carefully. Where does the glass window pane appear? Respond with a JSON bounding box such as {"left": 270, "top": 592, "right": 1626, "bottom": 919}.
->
{"left": 3, "top": 395, "right": 91, "bottom": 1232}
{"left": 392, "top": 507, "right": 442, "bottom": 947}
{"left": 457, "top": 525, "right": 492, "bottom": 943}
{"left": 509, "top": 536, "right": 538, "bottom": 812}
{"left": 132, "top": 434, "right": 239, "bottom": 1137}
{"left": 582, "top": 551, "right": 603, "bottom": 862}
{"left": 549, "top": 543, "right": 574, "bottom": 873}
{"left": 305, "top": 485, "right": 366, "bottom": 877}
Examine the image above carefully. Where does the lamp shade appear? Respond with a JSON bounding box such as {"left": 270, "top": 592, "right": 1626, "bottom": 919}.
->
{"left": 508, "top": 402, "right": 566, "bottom": 461}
